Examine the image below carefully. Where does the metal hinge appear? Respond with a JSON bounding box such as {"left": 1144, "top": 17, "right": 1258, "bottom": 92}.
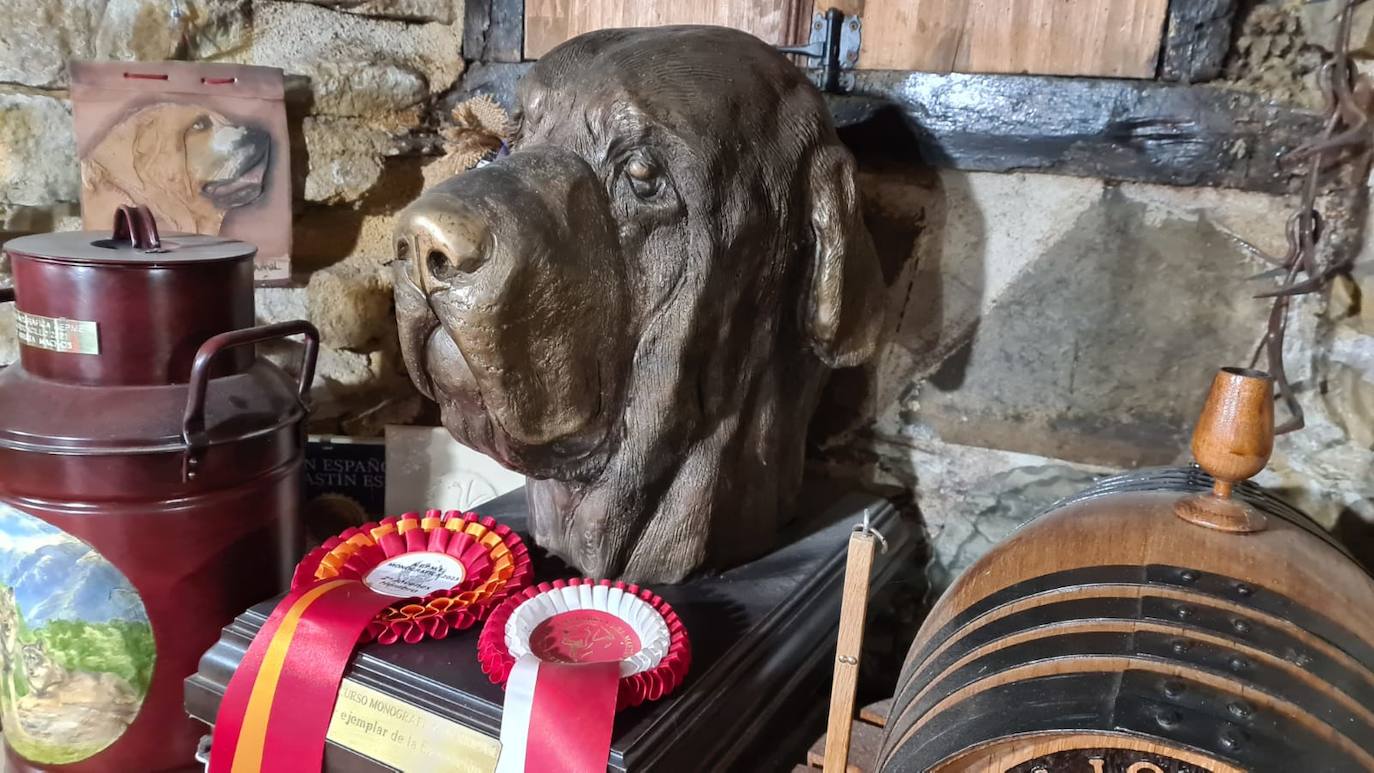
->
{"left": 777, "top": 8, "right": 862, "bottom": 93}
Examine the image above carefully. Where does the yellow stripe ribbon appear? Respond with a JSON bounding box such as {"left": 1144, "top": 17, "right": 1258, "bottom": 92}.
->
{"left": 231, "top": 579, "right": 353, "bottom": 773}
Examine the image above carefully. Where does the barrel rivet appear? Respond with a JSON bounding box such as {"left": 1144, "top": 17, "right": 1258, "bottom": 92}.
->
{"left": 1175, "top": 605, "right": 1192, "bottom": 620}
{"left": 1228, "top": 701, "right": 1252, "bottom": 719}
{"left": 1295, "top": 652, "right": 1314, "bottom": 667}
{"left": 1156, "top": 708, "right": 1182, "bottom": 729}
{"left": 1229, "top": 656, "right": 1249, "bottom": 672}
{"left": 1180, "top": 569, "right": 1198, "bottom": 583}
{"left": 1163, "top": 680, "right": 1186, "bottom": 698}
{"left": 1170, "top": 639, "right": 1191, "bottom": 654}
{"left": 1235, "top": 582, "right": 1254, "bottom": 597}
{"left": 1220, "top": 728, "right": 1247, "bottom": 750}
{"left": 1232, "top": 618, "right": 1252, "bottom": 634}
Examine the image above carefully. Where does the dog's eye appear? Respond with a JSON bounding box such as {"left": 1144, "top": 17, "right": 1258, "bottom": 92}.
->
{"left": 624, "top": 157, "right": 662, "bottom": 199}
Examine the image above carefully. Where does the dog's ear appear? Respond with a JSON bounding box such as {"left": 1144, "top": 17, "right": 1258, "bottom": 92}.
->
{"left": 803, "top": 142, "right": 884, "bottom": 368}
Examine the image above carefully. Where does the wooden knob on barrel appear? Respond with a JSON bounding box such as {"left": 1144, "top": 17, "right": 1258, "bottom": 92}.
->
{"left": 1175, "top": 366, "right": 1275, "bottom": 533}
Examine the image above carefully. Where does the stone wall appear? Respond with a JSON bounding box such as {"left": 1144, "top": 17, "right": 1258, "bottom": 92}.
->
{"left": 2, "top": 0, "right": 1373, "bottom": 591}
{"left": 814, "top": 163, "right": 1374, "bottom": 587}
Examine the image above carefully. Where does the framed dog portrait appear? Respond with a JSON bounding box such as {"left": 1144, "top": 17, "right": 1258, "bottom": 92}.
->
{"left": 71, "top": 61, "right": 292, "bottom": 284}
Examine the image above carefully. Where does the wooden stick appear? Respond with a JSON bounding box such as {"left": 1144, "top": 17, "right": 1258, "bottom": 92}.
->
{"left": 822, "top": 530, "right": 877, "bottom": 773}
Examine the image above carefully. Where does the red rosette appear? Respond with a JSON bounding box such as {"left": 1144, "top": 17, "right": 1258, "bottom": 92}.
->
{"left": 477, "top": 578, "right": 691, "bottom": 711}
{"left": 292, "top": 509, "right": 532, "bottom": 644}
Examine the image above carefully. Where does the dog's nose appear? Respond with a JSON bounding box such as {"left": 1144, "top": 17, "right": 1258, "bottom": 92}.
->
{"left": 396, "top": 205, "right": 491, "bottom": 293}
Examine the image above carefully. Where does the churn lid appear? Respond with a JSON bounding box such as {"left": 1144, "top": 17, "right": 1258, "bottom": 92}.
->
{"left": 2, "top": 205, "right": 255, "bottom": 265}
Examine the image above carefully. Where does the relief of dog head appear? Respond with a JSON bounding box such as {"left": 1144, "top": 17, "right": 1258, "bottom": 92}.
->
{"left": 81, "top": 103, "right": 269, "bottom": 234}
{"left": 394, "top": 26, "right": 883, "bottom": 582}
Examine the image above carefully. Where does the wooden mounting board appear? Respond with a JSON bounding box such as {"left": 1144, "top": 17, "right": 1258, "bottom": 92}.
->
{"left": 858, "top": 0, "right": 1170, "bottom": 77}
{"left": 523, "top": 0, "right": 1169, "bottom": 79}
{"left": 524, "top": 0, "right": 812, "bottom": 60}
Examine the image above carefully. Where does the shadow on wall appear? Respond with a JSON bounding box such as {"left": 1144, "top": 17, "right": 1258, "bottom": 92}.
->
{"left": 811, "top": 105, "right": 989, "bottom": 453}
{"left": 1333, "top": 502, "right": 1374, "bottom": 574}
{"left": 810, "top": 107, "right": 989, "bottom": 605}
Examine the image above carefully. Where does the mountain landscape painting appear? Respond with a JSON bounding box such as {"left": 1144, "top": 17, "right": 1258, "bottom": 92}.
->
{"left": 0, "top": 505, "right": 153, "bottom": 765}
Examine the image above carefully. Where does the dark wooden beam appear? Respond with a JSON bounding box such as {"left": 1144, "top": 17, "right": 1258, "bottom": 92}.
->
{"left": 463, "top": 0, "right": 524, "bottom": 63}
{"left": 438, "top": 61, "right": 530, "bottom": 118}
{"left": 441, "top": 63, "right": 1321, "bottom": 195}
{"left": 1160, "top": 0, "right": 1239, "bottom": 83}
{"left": 832, "top": 70, "right": 1325, "bottom": 195}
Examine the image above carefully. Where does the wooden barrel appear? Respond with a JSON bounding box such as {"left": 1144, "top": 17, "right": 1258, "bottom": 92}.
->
{"left": 877, "top": 467, "right": 1374, "bottom": 772}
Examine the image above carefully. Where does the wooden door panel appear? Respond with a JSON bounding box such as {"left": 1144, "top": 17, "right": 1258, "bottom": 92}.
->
{"left": 856, "top": 0, "right": 1169, "bottom": 77}
{"left": 525, "top": 0, "right": 811, "bottom": 59}
{"left": 526, "top": 0, "right": 1169, "bottom": 79}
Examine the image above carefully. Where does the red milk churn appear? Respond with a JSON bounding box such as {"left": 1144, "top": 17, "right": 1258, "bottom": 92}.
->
{"left": 0, "top": 206, "right": 317, "bottom": 772}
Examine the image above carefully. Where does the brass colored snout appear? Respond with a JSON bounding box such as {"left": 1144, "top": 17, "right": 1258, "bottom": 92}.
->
{"left": 395, "top": 204, "right": 491, "bottom": 294}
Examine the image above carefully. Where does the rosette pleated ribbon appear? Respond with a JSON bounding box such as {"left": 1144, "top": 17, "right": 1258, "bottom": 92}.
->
{"left": 210, "top": 510, "right": 532, "bottom": 773}
{"left": 478, "top": 579, "right": 691, "bottom": 773}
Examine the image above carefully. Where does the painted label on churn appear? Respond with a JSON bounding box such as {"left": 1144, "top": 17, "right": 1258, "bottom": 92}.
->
{"left": 0, "top": 503, "right": 154, "bottom": 764}
{"left": 13, "top": 310, "right": 100, "bottom": 355}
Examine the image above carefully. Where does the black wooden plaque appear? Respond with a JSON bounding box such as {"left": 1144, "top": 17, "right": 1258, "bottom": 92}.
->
{"left": 185, "top": 479, "right": 918, "bottom": 772}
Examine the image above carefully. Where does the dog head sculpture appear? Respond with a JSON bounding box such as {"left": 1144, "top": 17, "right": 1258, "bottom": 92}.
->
{"left": 81, "top": 103, "right": 270, "bottom": 235}
{"left": 394, "top": 26, "right": 883, "bottom": 582}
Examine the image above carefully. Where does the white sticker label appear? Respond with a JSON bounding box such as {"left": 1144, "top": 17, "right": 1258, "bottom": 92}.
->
{"left": 14, "top": 310, "right": 99, "bottom": 355}
{"left": 363, "top": 552, "right": 466, "bottom": 597}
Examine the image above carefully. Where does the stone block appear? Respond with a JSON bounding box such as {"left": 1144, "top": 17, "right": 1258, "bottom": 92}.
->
{"left": 0, "top": 92, "right": 78, "bottom": 209}
{"left": 302, "top": 117, "right": 394, "bottom": 203}
{"left": 306, "top": 258, "right": 395, "bottom": 350}
{"left": 1303, "top": 0, "right": 1374, "bottom": 57}
{"left": 289, "top": 0, "right": 455, "bottom": 24}
{"left": 0, "top": 302, "right": 15, "bottom": 368}
{"left": 0, "top": 0, "right": 249, "bottom": 89}
{"left": 292, "top": 209, "right": 399, "bottom": 271}
{"left": 225, "top": 1, "right": 464, "bottom": 120}
{"left": 902, "top": 175, "right": 1284, "bottom": 469}
{"left": 310, "top": 61, "right": 429, "bottom": 117}
{"left": 255, "top": 285, "right": 310, "bottom": 325}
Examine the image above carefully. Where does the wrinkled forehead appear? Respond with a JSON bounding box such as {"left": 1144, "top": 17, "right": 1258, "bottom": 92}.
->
{"left": 517, "top": 26, "right": 827, "bottom": 154}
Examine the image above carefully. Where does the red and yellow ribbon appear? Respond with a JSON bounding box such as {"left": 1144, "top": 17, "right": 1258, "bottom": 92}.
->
{"left": 210, "top": 509, "right": 532, "bottom": 772}
{"left": 210, "top": 579, "right": 395, "bottom": 773}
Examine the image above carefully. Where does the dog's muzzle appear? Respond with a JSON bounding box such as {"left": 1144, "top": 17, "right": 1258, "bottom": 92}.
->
{"left": 392, "top": 148, "right": 631, "bottom": 479}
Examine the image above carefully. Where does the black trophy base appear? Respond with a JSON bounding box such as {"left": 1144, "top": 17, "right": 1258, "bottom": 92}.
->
{"left": 186, "top": 479, "right": 918, "bottom": 772}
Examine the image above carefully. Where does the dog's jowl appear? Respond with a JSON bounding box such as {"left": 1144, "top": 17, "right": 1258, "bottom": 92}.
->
{"left": 394, "top": 26, "right": 884, "bottom": 583}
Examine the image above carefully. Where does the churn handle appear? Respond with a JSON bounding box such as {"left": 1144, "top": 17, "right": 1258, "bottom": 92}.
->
{"left": 112, "top": 205, "right": 163, "bottom": 251}
{"left": 181, "top": 320, "right": 320, "bottom": 482}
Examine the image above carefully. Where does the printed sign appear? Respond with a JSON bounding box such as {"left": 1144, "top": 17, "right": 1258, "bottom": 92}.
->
{"left": 326, "top": 679, "right": 499, "bottom": 773}
{"left": 14, "top": 311, "right": 99, "bottom": 355}
{"left": 0, "top": 504, "right": 153, "bottom": 765}
{"left": 363, "top": 552, "right": 466, "bottom": 598}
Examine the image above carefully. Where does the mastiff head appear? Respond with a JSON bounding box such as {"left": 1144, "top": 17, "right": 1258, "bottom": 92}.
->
{"left": 394, "top": 26, "right": 882, "bottom": 582}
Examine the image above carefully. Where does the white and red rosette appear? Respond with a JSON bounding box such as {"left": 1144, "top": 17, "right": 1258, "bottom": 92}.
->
{"left": 292, "top": 509, "right": 533, "bottom": 644}
{"left": 477, "top": 579, "right": 691, "bottom": 773}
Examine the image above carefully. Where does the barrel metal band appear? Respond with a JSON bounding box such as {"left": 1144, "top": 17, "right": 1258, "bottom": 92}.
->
{"left": 905, "top": 565, "right": 1374, "bottom": 676}
{"left": 1051, "top": 467, "right": 1350, "bottom": 557}
{"left": 897, "top": 627, "right": 1374, "bottom": 757}
{"left": 905, "top": 593, "right": 1374, "bottom": 714}
{"left": 883, "top": 671, "right": 1365, "bottom": 772}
